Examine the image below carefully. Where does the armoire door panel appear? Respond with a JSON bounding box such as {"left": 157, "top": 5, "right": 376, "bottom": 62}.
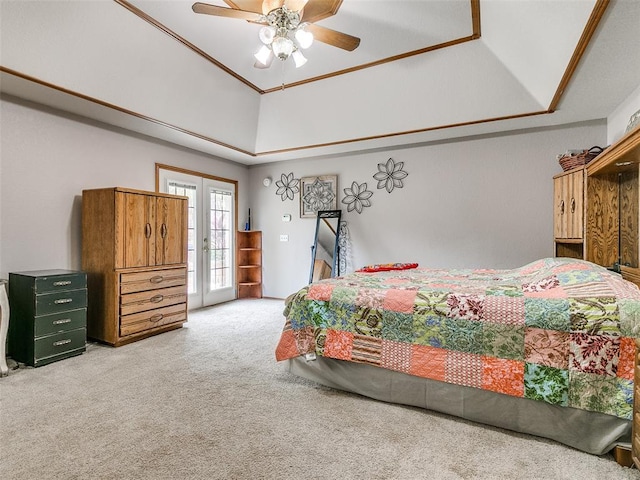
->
{"left": 569, "top": 170, "right": 584, "bottom": 239}
{"left": 553, "top": 176, "right": 564, "bottom": 239}
{"left": 156, "top": 196, "right": 186, "bottom": 265}
{"left": 116, "top": 192, "right": 157, "bottom": 268}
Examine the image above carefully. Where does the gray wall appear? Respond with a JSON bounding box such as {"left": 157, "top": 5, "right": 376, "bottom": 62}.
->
{"left": 0, "top": 95, "right": 250, "bottom": 279}
{"left": 248, "top": 122, "right": 606, "bottom": 299}
{"left": 608, "top": 83, "right": 640, "bottom": 144}
{"left": 0, "top": 94, "right": 609, "bottom": 303}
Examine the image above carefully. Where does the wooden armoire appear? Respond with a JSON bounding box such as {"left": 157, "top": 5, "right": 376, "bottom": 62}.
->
{"left": 82, "top": 187, "right": 188, "bottom": 346}
{"left": 581, "top": 126, "right": 640, "bottom": 468}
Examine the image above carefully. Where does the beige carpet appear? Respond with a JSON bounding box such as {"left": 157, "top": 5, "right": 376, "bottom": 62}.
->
{"left": 1, "top": 298, "right": 639, "bottom": 480}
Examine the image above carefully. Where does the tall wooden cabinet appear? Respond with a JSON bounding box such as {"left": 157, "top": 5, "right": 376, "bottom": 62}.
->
{"left": 580, "top": 126, "right": 640, "bottom": 468}
{"left": 237, "top": 231, "right": 262, "bottom": 299}
{"left": 82, "top": 187, "right": 188, "bottom": 346}
{"left": 553, "top": 166, "right": 586, "bottom": 259}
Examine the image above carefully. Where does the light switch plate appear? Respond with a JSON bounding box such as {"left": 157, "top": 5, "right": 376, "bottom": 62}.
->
{"left": 280, "top": 235, "right": 289, "bottom": 242}
{"left": 282, "top": 214, "right": 291, "bottom": 222}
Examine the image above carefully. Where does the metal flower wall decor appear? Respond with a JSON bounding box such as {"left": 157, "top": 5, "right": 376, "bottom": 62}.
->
{"left": 275, "top": 172, "right": 299, "bottom": 201}
{"left": 274, "top": 158, "right": 407, "bottom": 216}
{"left": 341, "top": 181, "right": 373, "bottom": 214}
{"left": 373, "top": 158, "right": 408, "bottom": 193}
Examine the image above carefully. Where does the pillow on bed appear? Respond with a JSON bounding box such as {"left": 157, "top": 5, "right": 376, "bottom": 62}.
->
{"left": 357, "top": 262, "right": 419, "bottom": 273}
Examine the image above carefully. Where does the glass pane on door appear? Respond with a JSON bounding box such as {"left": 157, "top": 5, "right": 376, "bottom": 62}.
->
{"left": 209, "top": 189, "right": 233, "bottom": 291}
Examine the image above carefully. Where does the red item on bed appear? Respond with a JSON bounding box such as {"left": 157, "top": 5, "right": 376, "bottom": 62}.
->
{"left": 357, "top": 262, "right": 419, "bottom": 273}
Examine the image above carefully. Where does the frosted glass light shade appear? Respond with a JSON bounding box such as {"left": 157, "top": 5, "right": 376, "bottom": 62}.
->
{"left": 292, "top": 50, "right": 307, "bottom": 68}
{"left": 272, "top": 36, "right": 294, "bottom": 59}
{"left": 295, "top": 27, "right": 313, "bottom": 49}
{"left": 254, "top": 45, "right": 272, "bottom": 65}
{"left": 259, "top": 26, "right": 276, "bottom": 45}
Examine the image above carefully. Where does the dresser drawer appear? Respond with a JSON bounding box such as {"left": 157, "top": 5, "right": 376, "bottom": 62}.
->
{"left": 34, "top": 309, "right": 86, "bottom": 338}
{"left": 120, "top": 285, "right": 186, "bottom": 316}
{"left": 36, "top": 288, "right": 87, "bottom": 316}
{"left": 35, "top": 273, "right": 86, "bottom": 293}
{"left": 120, "top": 268, "right": 186, "bottom": 294}
{"left": 120, "top": 303, "right": 187, "bottom": 337}
{"left": 34, "top": 328, "right": 86, "bottom": 362}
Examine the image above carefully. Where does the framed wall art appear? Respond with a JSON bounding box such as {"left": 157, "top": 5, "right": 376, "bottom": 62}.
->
{"left": 300, "top": 175, "right": 338, "bottom": 218}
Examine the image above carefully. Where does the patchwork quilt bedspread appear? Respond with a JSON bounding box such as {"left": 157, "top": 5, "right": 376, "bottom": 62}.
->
{"left": 275, "top": 258, "right": 640, "bottom": 420}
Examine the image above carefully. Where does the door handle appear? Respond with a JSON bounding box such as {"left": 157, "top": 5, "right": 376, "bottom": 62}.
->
{"left": 203, "top": 237, "right": 209, "bottom": 252}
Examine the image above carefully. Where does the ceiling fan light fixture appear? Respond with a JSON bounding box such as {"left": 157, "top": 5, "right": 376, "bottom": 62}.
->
{"left": 272, "top": 35, "right": 294, "bottom": 60}
{"left": 258, "top": 25, "right": 276, "bottom": 45}
{"left": 292, "top": 49, "right": 307, "bottom": 68}
{"left": 192, "top": 2, "right": 361, "bottom": 70}
{"left": 295, "top": 24, "right": 313, "bottom": 49}
{"left": 254, "top": 44, "right": 272, "bottom": 65}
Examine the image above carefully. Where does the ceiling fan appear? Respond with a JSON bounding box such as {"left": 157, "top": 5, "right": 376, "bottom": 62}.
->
{"left": 192, "top": 0, "right": 360, "bottom": 69}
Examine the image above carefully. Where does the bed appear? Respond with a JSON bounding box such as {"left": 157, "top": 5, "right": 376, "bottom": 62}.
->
{"left": 275, "top": 257, "right": 640, "bottom": 457}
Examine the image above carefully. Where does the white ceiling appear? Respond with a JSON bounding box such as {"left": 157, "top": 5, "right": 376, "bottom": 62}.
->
{"left": 1, "top": 0, "right": 639, "bottom": 165}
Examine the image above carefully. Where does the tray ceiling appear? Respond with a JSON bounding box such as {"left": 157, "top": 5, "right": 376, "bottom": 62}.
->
{"left": 1, "top": 0, "right": 639, "bottom": 165}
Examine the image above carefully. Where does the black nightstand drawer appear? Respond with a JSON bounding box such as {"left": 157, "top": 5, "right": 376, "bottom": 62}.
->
{"left": 34, "top": 309, "right": 87, "bottom": 338}
{"left": 34, "top": 328, "right": 86, "bottom": 365}
{"left": 36, "top": 289, "right": 87, "bottom": 316}
{"left": 35, "top": 273, "right": 87, "bottom": 294}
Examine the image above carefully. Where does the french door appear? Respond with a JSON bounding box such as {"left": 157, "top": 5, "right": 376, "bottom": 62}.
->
{"left": 158, "top": 167, "right": 237, "bottom": 309}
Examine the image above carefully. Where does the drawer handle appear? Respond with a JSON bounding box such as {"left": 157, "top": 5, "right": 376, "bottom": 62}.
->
{"left": 150, "top": 313, "right": 164, "bottom": 323}
{"left": 150, "top": 294, "right": 164, "bottom": 303}
{"left": 150, "top": 276, "right": 164, "bottom": 284}
{"left": 53, "top": 280, "right": 72, "bottom": 286}
{"left": 53, "top": 339, "right": 72, "bottom": 347}
{"left": 53, "top": 318, "right": 72, "bottom": 325}
{"left": 54, "top": 298, "right": 73, "bottom": 304}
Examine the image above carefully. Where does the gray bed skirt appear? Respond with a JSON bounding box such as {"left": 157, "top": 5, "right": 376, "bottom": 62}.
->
{"left": 288, "top": 356, "right": 631, "bottom": 455}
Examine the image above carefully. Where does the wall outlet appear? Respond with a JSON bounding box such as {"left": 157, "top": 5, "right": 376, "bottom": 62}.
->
{"left": 280, "top": 235, "right": 289, "bottom": 242}
{"left": 282, "top": 214, "right": 291, "bottom": 222}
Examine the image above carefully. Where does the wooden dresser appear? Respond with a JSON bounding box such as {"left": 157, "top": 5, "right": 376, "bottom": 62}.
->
{"left": 82, "top": 187, "right": 188, "bottom": 346}
{"left": 584, "top": 126, "right": 640, "bottom": 467}
{"left": 8, "top": 270, "right": 87, "bottom": 367}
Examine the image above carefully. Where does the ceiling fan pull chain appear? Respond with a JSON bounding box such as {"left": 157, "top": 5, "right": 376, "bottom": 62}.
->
{"left": 281, "top": 58, "right": 286, "bottom": 91}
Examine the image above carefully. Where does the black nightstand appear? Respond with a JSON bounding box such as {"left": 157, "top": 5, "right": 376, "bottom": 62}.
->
{"left": 8, "top": 270, "right": 87, "bottom": 367}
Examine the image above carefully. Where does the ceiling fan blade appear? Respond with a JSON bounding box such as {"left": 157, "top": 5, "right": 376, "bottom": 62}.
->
{"left": 300, "top": 0, "right": 341, "bottom": 23}
{"left": 306, "top": 23, "right": 360, "bottom": 51}
{"left": 261, "top": 0, "right": 284, "bottom": 14}
{"left": 192, "top": 2, "right": 263, "bottom": 22}
{"left": 284, "top": 0, "right": 308, "bottom": 12}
